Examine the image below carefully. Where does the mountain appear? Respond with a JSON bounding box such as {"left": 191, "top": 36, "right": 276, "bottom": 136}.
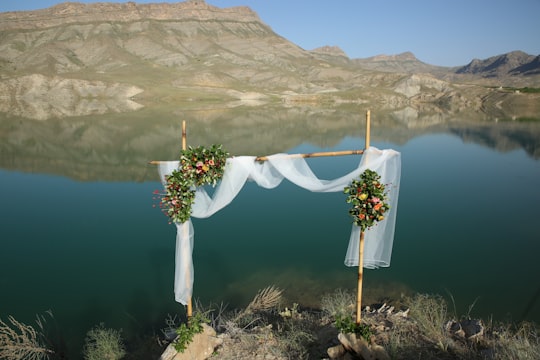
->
{"left": 456, "top": 51, "right": 539, "bottom": 77}
{"left": 352, "top": 52, "right": 448, "bottom": 74}
{"left": 0, "top": 0, "right": 262, "bottom": 30}
{"left": 510, "top": 55, "right": 540, "bottom": 76}
{"left": 0, "top": 1, "right": 538, "bottom": 121}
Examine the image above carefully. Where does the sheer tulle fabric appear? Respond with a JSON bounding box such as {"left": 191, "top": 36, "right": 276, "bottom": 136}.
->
{"left": 158, "top": 147, "right": 401, "bottom": 305}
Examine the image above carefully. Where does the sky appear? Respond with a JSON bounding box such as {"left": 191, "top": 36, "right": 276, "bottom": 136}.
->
{"left": 1, "top": 0, "right": 539, "bottom": 67}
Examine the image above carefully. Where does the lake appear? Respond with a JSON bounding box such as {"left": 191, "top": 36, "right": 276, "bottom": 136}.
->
{"left": 1, "top": 105, "right": 539, "bottom": 358}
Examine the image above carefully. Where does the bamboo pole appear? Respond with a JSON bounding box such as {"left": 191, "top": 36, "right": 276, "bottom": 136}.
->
{"left": 180, "top": 120, "right": 193, "bottom": 319}
{"left": 355, "top": 109, "right": 371, "bottom": 324}
{"left": 182, "top": 120, "right": 186, "bottom": 151}
{"left": 365, "top": 109, "right": 371, "bottom": 149}
{"left": 356, "top": 231, "right": 365, "bottom": 324}
{"left": 254, "top": 149, "right": 364, "bottom": 162}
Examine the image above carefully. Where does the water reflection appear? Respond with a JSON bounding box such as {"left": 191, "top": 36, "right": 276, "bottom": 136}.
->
{"left": 0, "top": 74, "right": 143, "bottom": 120}
{"left": 1, "top": 105, "right": 539, "bottom": 182}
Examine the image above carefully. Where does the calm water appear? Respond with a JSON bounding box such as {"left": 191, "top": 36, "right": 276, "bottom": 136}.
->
{"left": 1, "top": 109, "right": 540, "bottom": 358}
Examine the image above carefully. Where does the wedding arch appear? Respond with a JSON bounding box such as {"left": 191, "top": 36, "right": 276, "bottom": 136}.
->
{"left": 151, "top": 111, "right": 401, "bottom": 321}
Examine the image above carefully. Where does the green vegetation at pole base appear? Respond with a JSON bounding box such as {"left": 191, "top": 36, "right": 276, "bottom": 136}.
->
{"left": 173, "top": 312, "right": 209, "bottom": 353}
{"left": 334, "top": 314, "right": 372, "bottom": 342}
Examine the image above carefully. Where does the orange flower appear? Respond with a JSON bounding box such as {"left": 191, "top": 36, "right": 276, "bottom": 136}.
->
{"left": 373, "top": 203, "right": 383, "bottom": 211}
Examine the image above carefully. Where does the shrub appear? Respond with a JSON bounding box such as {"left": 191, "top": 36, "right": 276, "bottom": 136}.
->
{"left": 82, "top": 323, "right": 125, "bottom": 360}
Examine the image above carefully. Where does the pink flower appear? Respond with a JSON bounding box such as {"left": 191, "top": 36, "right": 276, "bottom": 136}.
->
{"left": 371, "top": 197, "right": 380, "bottom": 203}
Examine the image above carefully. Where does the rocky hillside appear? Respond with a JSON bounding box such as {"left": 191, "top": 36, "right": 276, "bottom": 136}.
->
{"left": 0, "top": 0, "right": 261, "bottom": 30}
{"left": 456, "top": 51, "right": 540, "bottom": 77}
{"left": 0, "top": 0, "right": 538, "bottom": 120}
{"left": 352, "top": 52, "right": 451, "bottom": 75}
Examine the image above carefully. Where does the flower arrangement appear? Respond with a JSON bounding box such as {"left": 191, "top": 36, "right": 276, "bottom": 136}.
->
{"left": 344, "top": 169, "right": 390, "bottom": 231}
{"left": 154, "top": 144, "right": 229, "bottom": 223}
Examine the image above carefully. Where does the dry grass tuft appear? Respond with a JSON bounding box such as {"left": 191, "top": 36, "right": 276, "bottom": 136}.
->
{"left": 491, "top": 321, "right": 540, "bottom": 360}
{"left": 406, "top": 293, "right": 454, "bottom": 352}
{"left": 320, "top": 288, "right": 356, "bottom": 318}
{"left": 245, "top": 285, "right": 283, "bottom": 313}
{"left": 0, "top": 315, "right": 53, "bottom": 360}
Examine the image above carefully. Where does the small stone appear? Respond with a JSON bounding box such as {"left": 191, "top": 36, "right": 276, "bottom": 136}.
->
{"left": 461, "top": 319, "right": 484, "bottom": 340}
{"left": 398, "top": 308, "right": 410, "bottom": 317}
{"left": 327, "top": 344, "right": 346, "bottom": 359}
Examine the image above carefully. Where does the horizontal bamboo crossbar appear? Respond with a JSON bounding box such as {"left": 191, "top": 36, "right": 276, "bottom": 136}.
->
{"left": 254, "top": 149, "right": 364, "bottom": 161}
{"left": 149, "top": 149, "right": 364, "bottom": 165}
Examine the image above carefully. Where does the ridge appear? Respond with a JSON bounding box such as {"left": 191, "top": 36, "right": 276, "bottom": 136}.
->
{"left": 0, "top": 1, "right": 262, "bottom": 30}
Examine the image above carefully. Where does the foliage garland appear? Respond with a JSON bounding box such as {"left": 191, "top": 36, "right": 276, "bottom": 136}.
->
{"left": 344, "top": 169, "right": 390, "bottom": 232}
{"left": 154, "top": 144, "right": 229, "bottom": 224}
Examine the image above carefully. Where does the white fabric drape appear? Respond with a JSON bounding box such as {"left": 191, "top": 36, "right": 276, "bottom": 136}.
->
{"left": 158, "top": 147, "right": 401, "bottom": 305}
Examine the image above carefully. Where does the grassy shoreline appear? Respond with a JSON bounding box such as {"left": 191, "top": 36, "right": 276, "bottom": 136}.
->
{"left": 1, "top": 288, "right": 539, "bottom": 359}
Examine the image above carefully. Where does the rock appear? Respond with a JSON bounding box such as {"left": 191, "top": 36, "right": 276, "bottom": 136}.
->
{"left": 460, "top": 319, "right": 484, "bottom": 340}
{"left": 159, "top": 324, "right": 223, "bottom": 360}
{"left": 446, "top": 319, "right": 485, "bottom": 341}
{"left": 160, "top": 345, "right": 177, "bottom": 360}
{"left": 337, "top": 332, "right": 390, "bottom": 360}
{"left": 338, "top": 333, "right": 373, "bottom": 360}
{"left": 327, "top": 344, "right": 346, "bottom": 359}
{"left": 397, "top": 308, "right": 410, "bottom": 317}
